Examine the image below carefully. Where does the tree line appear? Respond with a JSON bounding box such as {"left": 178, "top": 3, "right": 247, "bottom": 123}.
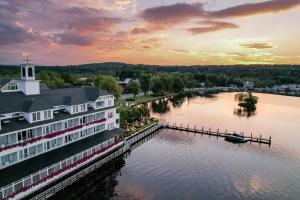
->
{"left": 1, "top": 64, "right": 300, "bottom": 93}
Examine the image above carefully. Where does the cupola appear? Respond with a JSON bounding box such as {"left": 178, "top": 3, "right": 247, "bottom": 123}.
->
{"left": 17, "top": 58, "right": 40, "bottom": 95}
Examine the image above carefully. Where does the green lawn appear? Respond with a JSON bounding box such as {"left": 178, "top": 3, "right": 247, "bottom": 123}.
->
{"left": 126, "top": 93, "right": 175, "bottom": 105}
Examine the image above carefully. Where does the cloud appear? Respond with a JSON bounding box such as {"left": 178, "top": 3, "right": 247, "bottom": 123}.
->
{"left": 141, "top": 3, "right": 206, "bottom": 26}
{"left": 53, "top": 32, "right": 95, "bottom": 46}
{"left": 209, "top": 0, "right": 300, "bottom": 18}
{"left": 173, "top": 49, "right": 195, "bottom": 54}
{"left": 60, "top": 7, "right": 122, "bottom": 33}
{"left": 0, "top": 0, "right": 123, "bottom": 46}
{"left": 240, "top": 43, "right": 274, "bottom": 49}
{"left": 139, "top": 0, "right": 300, "bottom": 33}
{"left": 131, "top": 27, "right": 151, "bottom": 34}
{"left": 187, "top": 21, "right": 239, "bottom": 35}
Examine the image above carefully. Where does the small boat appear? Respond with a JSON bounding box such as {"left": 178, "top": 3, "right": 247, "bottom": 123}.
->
{"left": 225, "top": 133, "right": 248, "bottom": 143}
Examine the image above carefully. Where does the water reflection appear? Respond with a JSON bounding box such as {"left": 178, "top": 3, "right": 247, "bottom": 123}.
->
{"left": 51, "top": 93, "right": 300, "bottom": 200}
{"left": 50, "top": 158, "right": 126, "bottom": 200}
{"left": 151, "top": 100, "right": 170, "bottom": 114}
{"left": 233, "top": 107, "right": 257, "bottom": 117}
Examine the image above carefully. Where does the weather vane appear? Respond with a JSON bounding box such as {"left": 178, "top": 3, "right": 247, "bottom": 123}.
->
{"left": 22, "top": 54, "right": 31, "bottom": 64}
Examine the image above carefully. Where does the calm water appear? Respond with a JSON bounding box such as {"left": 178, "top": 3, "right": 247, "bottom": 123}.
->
{"left": 52, "top": 93, "right": 300, "bottom": 200}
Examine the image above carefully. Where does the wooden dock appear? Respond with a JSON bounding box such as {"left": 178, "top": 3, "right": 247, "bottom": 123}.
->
{"left": 163, "top": 123, "right": 271, "bottom": 145}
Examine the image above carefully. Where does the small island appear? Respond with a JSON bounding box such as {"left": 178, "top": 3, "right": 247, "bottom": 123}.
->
{"left": 234, "top": 92, "right": 259, "bottom": 116}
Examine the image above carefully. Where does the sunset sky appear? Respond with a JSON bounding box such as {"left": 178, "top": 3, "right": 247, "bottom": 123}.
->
{"left": 1, "top": 0, "right": 300, "bottom": 65}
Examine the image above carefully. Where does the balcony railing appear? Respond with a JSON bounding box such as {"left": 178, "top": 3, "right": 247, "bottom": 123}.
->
{"left": 0, "top": 118, "right": 106, "bottom": 152}
{"left": 0, "top": 139, "right": 123, "bottom": 200}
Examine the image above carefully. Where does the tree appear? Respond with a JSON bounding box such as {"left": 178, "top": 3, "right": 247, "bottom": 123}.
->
{"left": 127, "top": 80, "right": 140, "bottom": 98}
{"left": 95, "top": 75, "right": 121, "bottom": 99}
{"left": 160, "top": 74, "right": 174, "bottom": 93}
{"left": 139, "top": 73, "right": 151, "bottom": 96}
{"left": 173, "top": 77, "right": 185, "bottom": 93}
{"left": 151, "top": 77, "right": 165, "bottom": 96}
{"left": 38, "top": 71, "right": 65, "bottom": 89}
{"left": 235, "top": 92, "right": 258, "bottom": 111}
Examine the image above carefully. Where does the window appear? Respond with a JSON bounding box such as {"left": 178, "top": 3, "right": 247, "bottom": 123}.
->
{"left": 80, "top": 116, "right": 87, "bottom": 125}
{"left": 44, "top": 110, "right": 51, "bottom": 120}
{"left": 96, "top": 101, "right": 105, "bottom": 108}
{"left": 17, "top": 130, "right": 33, "bottom": 142}
{"left": 108, "top": 122, "right": 114, "bottom": 130}
{"left": 95, "top": 112, "right": 105, "bottom": 120}
{"left": 108, "top": 100, "right": 112, "bottom": 106}
{"left": 22, "top": 67, "right": 26, "bottom": 77}
{"left": 95, "top": 124, "right": 105, "bottom": 133}
{"left": 24, "top": 149, "right": 28, "bottom": 158}
{"left": 108, "top": 112, "right": 114, "bottom": 118}
{"left": 73, "top": 106, "right": 79, "bottom": 113}
{"left": 44, "top": 126, "right": 50, "bottom": 134}
{"left": 65, "top": 134, "right": 74, "bottom": 144}
{"left": 1, "top": 152, "right": 17, "bottom": 166}
{"left": 28, "top": 67, "right": 33, "bottom": 77}
{"left": 80, "top": 104, "right": 86, "bottom": 112}
{"left": 32, "top": 112, "right": 41, "bottom": 122}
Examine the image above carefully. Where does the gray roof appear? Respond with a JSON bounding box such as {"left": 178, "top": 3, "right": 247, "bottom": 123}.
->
{"left": 0, "top": 87, "right": 111, "bottom": 114}
{"left": 40, "top": 82, "right": 48, "bottom": 90}
{"left": 0, "top": 106, "right": 115, "bottom": 135}
{"left": 0, "top": 128, "right": 123, "bottom": 188}
{"left": 0, "top": 78, "right": 13, "bottom": 88}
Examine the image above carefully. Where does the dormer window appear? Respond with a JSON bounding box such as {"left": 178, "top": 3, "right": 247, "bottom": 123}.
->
{"left": 32, "top": 112, "right": 41, "bottom": 122}
{"left": 96, "top": 101, "right": 105, "bottom": 108}
{"left": 44, "top": 110, "right": 52, "bottom": 120}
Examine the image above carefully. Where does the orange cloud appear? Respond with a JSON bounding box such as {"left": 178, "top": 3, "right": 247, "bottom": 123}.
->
{"left": 187, "top": 21, "right": 239, "bottom": 35}
{"left": 240, "top": 43, "right": 274, "bottom": 49}
{"left": 210, "top": 0, "right": 300, "bottom": 18}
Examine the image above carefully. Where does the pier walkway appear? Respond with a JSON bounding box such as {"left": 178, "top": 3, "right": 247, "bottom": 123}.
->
{"left": 163, "top": 123, "right": 271, "bottom": 145}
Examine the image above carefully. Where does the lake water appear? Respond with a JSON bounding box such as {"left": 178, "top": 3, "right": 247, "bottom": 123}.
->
{"left": 52, "top": 93, "right": 300, "bottom": 200}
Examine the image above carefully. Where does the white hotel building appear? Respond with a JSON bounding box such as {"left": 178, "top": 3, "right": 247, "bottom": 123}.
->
{"left": 0, "top": 63, "right": 123, "bottom": 199}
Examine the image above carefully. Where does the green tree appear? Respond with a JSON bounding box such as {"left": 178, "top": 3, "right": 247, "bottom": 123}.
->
{"left": 173, "top": 77, "right": 185, "bottom": 93}
{"left": 235, "top": 92, "right": 259, "bottom": 111}
{"left": 95, "top": 75, "right": 121, "bottom": 99}
{"left": 38, "top": 71, "right": 65, "bottom": 89}
{"left": 139, "top": 73, "right": 151, "bottom": 96}
{"left": 127, "top": 80, "right": 140, "bottom": 98}
{"left": 160, "top": 74, "right": 174, "bottom": 93}
{"left": 151, "top": 77, "right": 165, "bottom": 96}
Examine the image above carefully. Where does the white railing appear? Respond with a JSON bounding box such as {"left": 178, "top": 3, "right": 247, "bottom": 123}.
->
{"left": 0, "top": 137, "right": 123, "bottom": 199}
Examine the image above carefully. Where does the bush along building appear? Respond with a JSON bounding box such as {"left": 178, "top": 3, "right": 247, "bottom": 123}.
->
{"left": 0, "top": 62, "right": 123, "bottom": 199}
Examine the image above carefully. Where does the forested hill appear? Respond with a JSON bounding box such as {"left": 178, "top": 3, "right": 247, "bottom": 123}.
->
{"left": 1, "top": 62, "right": 300, "bottom": 73}
{"left": 1, "top": 63, "right": 300, "bottom": 88}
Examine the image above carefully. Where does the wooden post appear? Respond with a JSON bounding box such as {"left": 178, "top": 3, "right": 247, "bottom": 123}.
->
{"left": 269, "top": 136, "right": 272, "bottom": 144}
{"left": 217, "top": 128, "right": 219, "bottom": 137}
{"left": 260, "top": 134, "right": 262, "bottom": 143}
{"left": 251, "top": 133, "right": 252, "bottom": 140}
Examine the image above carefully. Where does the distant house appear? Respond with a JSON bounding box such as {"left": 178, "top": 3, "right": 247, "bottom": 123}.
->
{"left": 242, "top": 81, "right": 254, "bottom": 89}
{"left": 118, "top": 78, "right": 138, "bottom": 91}
{"left": 229, "top": 84, "right": 238, "bottom": 88}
